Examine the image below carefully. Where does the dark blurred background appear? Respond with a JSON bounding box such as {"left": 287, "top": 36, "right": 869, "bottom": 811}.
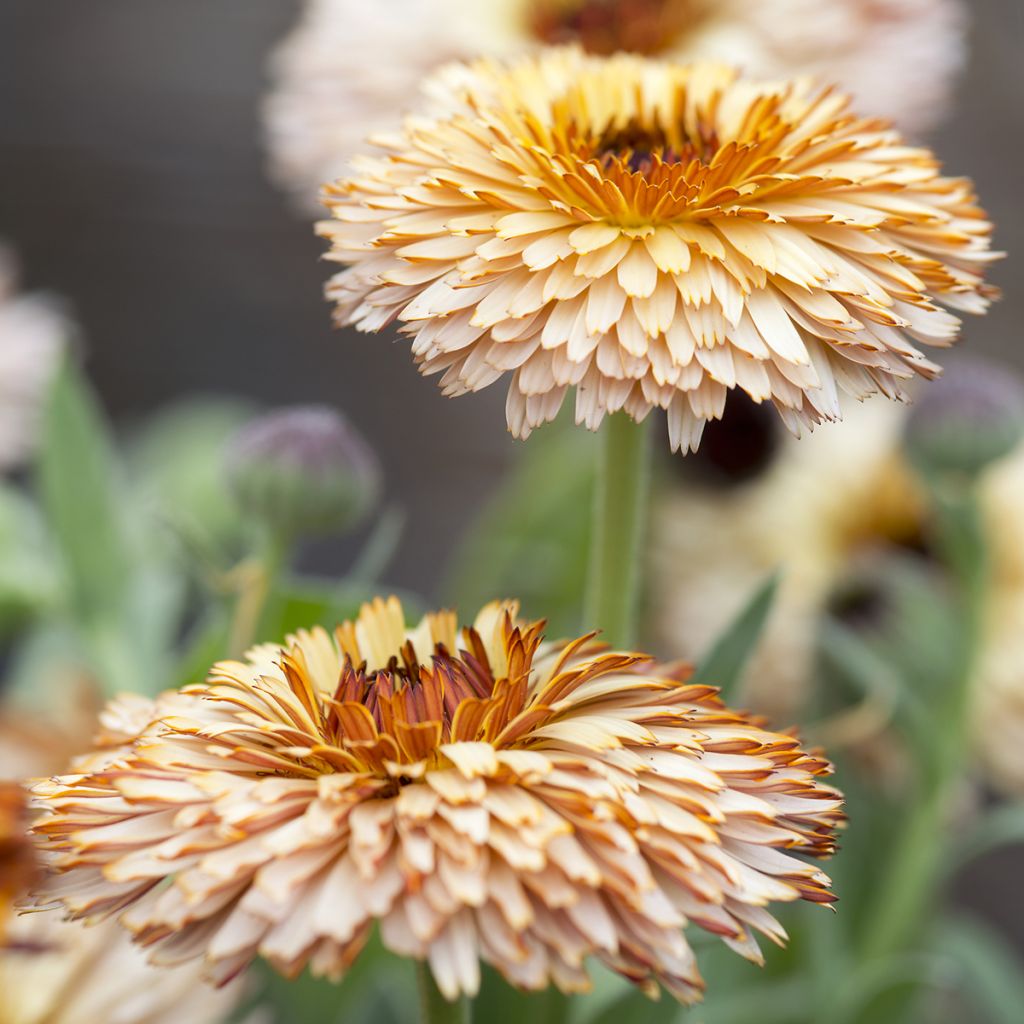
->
{"left": 0, "top": 0, "right": 1022, "bottom": 966}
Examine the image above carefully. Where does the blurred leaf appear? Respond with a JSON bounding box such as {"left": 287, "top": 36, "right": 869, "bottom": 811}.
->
{"left": 688, "top": 573, "right": 778, "bottom": 695}
{"left": 260, "top": 576, "right": 422, "bottom": 643}
{"left": 818, "top": 617, "right": 910, "bottom": 715}
{"left": 950, "top": 803, "right": 1024, "bottom": 872}
{"left": 127, "top": 396, "right": 257, "bottom": 563}
{"left": 241, "top": 932, "right": 415, "bottom": 1024}
{"left": 444, "top": 417, "right": 596, "bottom": 635}
{"left": 686, "top": 978, "right": 813, "bottom": 1024}
{"left": 473, "top": 969, "right": 572, "bottom": 1024}
{"left": 174, "top": 606, "right": 232, "bottom": 688}
{"left": 936, "top": 916, "right": 1024, "bottom": 1024}
{"left": 348, "top": 504, "right": 405, "bottom": 586}
{"left": 37, "top": 358, "right": 130, "bottom": 622}
{"left": 3, "top": 619, "right": 84, "bottom": 705}
{"left": 0, "top": 483, "right": 60, "bottom": 626}
{"left": 828, "top": 952, "right": 947, "bottom": 1024}
{"left": 585, "top": 990, "right": 678, "bottom": 1024}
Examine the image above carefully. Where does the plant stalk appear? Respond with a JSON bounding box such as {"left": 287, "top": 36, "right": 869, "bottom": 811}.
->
{"left": 227, "top": 532, "right": 289, "bottom": 656}
{"left": 417, "top": 962, "right": 470, "bottom": 1024}
{"left": 862, "top": 488, "right": 987, "bottom": 963}
{"left": 583, "top": 413, "right": 653, "bottom": 648}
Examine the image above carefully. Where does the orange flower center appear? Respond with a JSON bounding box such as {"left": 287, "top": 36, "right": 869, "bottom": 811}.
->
{"left": 337, "top": 635, "right": 502, "bottom": 736}
{"left": 265, "top": 619, "right": 557, "bottom": 778}
{"left": 526, "top": 0, "right": 704, "bottom": 56}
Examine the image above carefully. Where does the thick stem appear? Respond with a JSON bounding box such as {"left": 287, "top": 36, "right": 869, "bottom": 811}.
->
{"left": 417, "top": 961, "right": 470, "bottom": 1024}
{"left": 584, "top": 414, "right": 653, "bottom": 648}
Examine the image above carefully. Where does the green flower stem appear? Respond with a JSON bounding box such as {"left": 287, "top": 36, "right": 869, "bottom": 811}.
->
{"left": 583, "top": 413, "right": 654, "bottom": 648}
{"left": 417, "top": 962, "right": 470, "bottom": 1024}
{"left": 862, "top": 487, "right": 987, "bottom": 964}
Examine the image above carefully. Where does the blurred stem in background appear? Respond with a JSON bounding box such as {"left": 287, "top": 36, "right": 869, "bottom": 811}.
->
{"left": 417, "top": 964, "right": 469, "bottom": 1024}
{"left": 584, "top": 414, "right": 653, "bottom": 649}
{"left": 226, "top": 532, "right": 289, "bottom": 657}
{"left": 862, "top": 477, "right": 988, "bottom": 982}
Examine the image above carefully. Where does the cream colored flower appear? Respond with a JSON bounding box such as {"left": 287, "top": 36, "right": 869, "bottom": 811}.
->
{"left": 0, "top": 703, "right": 244, "bottom": 1024}
{"left": 648, "top": 399, "right": 1024, "bottom": 792}
{"left": 649, "top": 399, "right": 923, "bottom": 717}
{"left": 320, "top": 49, "right": 995, "bottom": 452}
{"left": 1, "top": 783, "right": 36, "bottom": 936}
{"left": 30, "top": 597, "right": 842, "bottom": 1004}
{"left": 0, "top": 913, "right": 244, "bottom": 1024}
{"left": 266, "top": 0, "right": 964, "bottom": 210}
{"left": 0, "top": 247, "right": 68, "bottom": 472}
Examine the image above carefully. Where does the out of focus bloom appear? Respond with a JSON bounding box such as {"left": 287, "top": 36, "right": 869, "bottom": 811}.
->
{"left": 649, "top": 390, "right": 1024, "bottom": 793}
{"left": 0, "top": 247, "right": 68, "bottom": 471}
{"left": 267, "top": 0, "right": 964, "bottom": 209}
{"left": 30, "top": 597, "right": 842, "bottom": 1003}
{"left": 1, "top": 783, "right": 35, "bottom": 936}
{"left": 649, "top": 400, "right": 922, "bottom": 716}
{"left": 226, "top": 404, "right": 381, "bottom": 538}
{"left": 320, "top": 50, "right": 996, "bottom": 452}
{"left": 0, "top": 914, "right": 244, "bottom": 1024}
{"left": 0, "top": 706, "right": 244, "bottom": 1024}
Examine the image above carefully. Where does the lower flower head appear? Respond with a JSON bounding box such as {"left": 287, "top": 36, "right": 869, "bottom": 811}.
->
{"left": 30, "top": 597, "right": 842, "bottom": 1003}
{"left": 321, "top": 48, "right": 996, "bottom": 452}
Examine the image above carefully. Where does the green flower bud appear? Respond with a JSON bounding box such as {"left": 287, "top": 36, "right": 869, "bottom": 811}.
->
{"left": 904, "top": 357, "right": 1024, "bottom": 481}
{"left": 227, "top": 405, "right": 380, "bottom": 539}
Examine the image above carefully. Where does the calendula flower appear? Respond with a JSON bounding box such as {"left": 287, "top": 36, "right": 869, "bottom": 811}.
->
{"left": 0, "top": 247, "right": 68, "bottom": 471}
{"left": 0, "top": 709, "right": 244, "bottom": 1024}
{"left": 0, "top": 913, "right": 245, "bottom": 1024}
{"left": 648, "top": 389, "right": 1024, "bottom": 793}
{"left": 320, "top": 49, "right": 996, "bottom": 452}
{"left": 267, "top": 0, "right": 964, "bottom": 210}
{"left": 30, "top": 597, "right": 842, "bottom": 1003}
{"left": 649, "top": 399, "right": 923, "bottom": 717}
{"left": 1, "top": 783, "right": 36, "bottom": 937}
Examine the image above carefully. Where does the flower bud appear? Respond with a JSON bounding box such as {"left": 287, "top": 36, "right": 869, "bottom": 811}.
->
{"left": 904, "top": 357, "right": 1024, "bottom": 480}
{"left": 226, "top": 405, "right": 380, "bottom": 538}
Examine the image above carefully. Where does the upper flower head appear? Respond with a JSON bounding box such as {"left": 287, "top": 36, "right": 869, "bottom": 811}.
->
{"left": 320, "top": 49, "right": 997, "bottom": 452}
{"left": 30, "top": 596, "right": 841, "bottom": 1004}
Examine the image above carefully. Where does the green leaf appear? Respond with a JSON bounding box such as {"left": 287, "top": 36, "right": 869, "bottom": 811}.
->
{"left": 37, "top": 358, "right": 130, "bottom": 621}
{"left": 827, "top": 952, "right": 947, "bottom": 1024}
{"left": 688, "top": 572, "right": 779, "bottom": 695}
{"left": 472, "top": 969, "right": 573, "bottom": 1024}
{"left": 585, "top": 990, "right": 678, "bottom": 1024}
{"left": 937, "top": 916, "right": 1024, "bottom": 1024}
{"left": 127, "top": 396, "right": 256, "bottom": 564}
{"left": 0, "top": 483, "right": 61, "bottom": 626}
{"left": 239, "top": 933, "right": 415, "bottom": 1024}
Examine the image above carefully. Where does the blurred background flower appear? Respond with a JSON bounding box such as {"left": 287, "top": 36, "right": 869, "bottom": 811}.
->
{"left": 649, "top": 360, "right": 1024, "bottom": 797}
{"left": 266, "top": 0, "right": 964, "bottom": 213}
{"left": 1, "top": 913, "right": 245, "bottom": 1024}
{"left": 0, "top": 246, "right": 68, "bottom": 473}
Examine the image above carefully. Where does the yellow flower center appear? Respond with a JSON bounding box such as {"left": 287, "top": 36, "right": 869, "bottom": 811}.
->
{"left": 525, "top": 0, "right": 705, "bottom": 56}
